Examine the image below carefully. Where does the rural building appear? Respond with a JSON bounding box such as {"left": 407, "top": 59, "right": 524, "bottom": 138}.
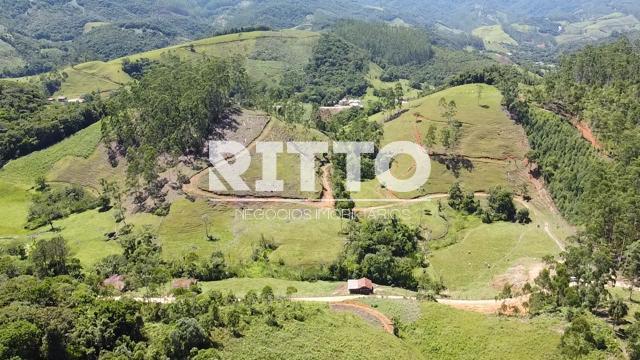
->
{"left": 347, "top": 277, "right": 374, "bottom": 295}
{"left": 67, "top": 98, "right": 85, "bottom": 104}
{"left": 318, "top": 97, "right": 364, "bottom": 120}
{"left": 102, "top": 274, "right": 126, "bottom": 292}
{"left": 57, "top": 96, "right": 67, "bottom": 102}
{"left": 172, "top": 278, "right": 198, "bottom": 289}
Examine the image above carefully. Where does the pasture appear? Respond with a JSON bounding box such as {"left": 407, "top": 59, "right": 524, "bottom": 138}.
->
{"left": 472, "top": 25, "right": 518, "bottom": 53}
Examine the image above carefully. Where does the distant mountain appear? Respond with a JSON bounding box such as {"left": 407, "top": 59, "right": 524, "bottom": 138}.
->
{"left": 2, "top": 0, "right": 640, "bottom": 77}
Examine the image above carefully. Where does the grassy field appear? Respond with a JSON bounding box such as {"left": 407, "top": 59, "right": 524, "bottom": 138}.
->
{"left": 355, "top": 84, "right": 525, "bottom": 202}
{"left": 199, "top": 277, "right": 341, "bottom": 297}
{"left": 157, "top": 200, "right": 345, "bottom": 269}
{"left": 198, "top": 119, "right": 326, "bottom": 199}
{"left": 13, "top": 30, "right": 319, "bottom": 98}
{"left": 428, "top": 220, "right": 560, "bottom": 299}
{"left": 221, "top": 299, "right": 565, "bottom": 359}
{"left": 472, "top": 25, "right": 518, "bottom": 53}
{"left": 0, "top": 121, "right": 103, "bottom": 188}
{"left": 220, "top": 304, "right": 418, "bottom": 359}
{"left": 0, "top": 122, "right": 104, "bottom": 236}
{"left": 363, "top": 63, "right": 421, "bottom": 106}
{"left": 556, "top": 13, "right": 640, "bottom": 45}
{"left": 407, "top": 302, "right": 563, "bottom": 359}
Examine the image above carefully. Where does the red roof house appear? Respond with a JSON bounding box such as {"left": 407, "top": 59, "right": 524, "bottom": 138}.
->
{"left": 347, "top": 278, "right": 374, "bottom": 295}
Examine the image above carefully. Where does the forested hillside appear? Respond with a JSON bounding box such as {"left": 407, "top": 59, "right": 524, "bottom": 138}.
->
{"left": 0, "top": 81, "right": 106, "bottom": 166}
{"left": 3, "top": 0, "right": 640, "bottom": 77}
{"left": 449, "top": 39, "right": 640, "bottom": 357}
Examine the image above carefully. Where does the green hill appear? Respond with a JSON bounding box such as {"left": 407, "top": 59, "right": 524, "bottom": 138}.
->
{"left": 14, "top": 30, "right": 320, "bottom": 98}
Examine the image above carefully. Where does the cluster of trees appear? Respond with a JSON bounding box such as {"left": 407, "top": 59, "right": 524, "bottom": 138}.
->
{"left": 93, "top": 227, "right": 233, "bottom": 292}
{"left": 120, "top": 58, "right": 157, "bottom": 80}
{"left": 543, "top": 38, "right": 640, "bottom": 161}
{"left": 447, "top": 183, "right": 528, "bottom": 223}
{"left": 0, "top": 232, "right": 312, "bottom": 359}
{"left": 27, "top": 184, "right": 99, "bottom": 230}
{"left": 299, "top": 34, "right": 370, "bottom": 105}
{"left": 333, "top": 20, "right": 433, "bottom": 67}
{"left": 331, "top": 216, "right": 424, "bottom": 289}
{"left": 103, "top": 56, "right": 249, "bottom": 185}
{"left": 324, "top": 108, "right": 382, "bottom": 215}
{"left": 0, "top": 81, "right": 107, "bottom": 165}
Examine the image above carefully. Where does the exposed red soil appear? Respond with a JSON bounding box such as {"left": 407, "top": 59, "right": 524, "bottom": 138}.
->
{"left": 330, "top": 301, "right": 394, "bottom": 334}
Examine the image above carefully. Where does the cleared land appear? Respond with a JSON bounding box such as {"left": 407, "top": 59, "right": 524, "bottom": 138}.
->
{"left": 556, "top": 13, "right": 640, "bottom": 45}
{"left": 219, "top": 300, "right": 564, "bottom": 359}
{"left": 354, "top": 84, "right": 526, "bottom": 203}
{"left": 12, "top": 30, "right": 319, "bottom": 98}
{"left": 472, "top": 25, "right": 518, "bottom": 53}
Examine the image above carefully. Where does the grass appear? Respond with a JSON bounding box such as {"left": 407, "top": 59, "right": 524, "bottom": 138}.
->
{"left": 46, "top": 144, "right": 126, "bottom": 192}
{"left": 0, "top": 121, "right": 102, "bottom": 188}
{"left": 428, "top": 221, "right": 560, "bottom": 299}
{"left": 220, "top": 305, "right": 418, "bottom": 359}
{"left": 556, "top": 12, "right": 640, "bottom": 45}
{"left": 12, "top": 30, "right": 319, "bottom": 98}
{"left": 472, "top": 25, "right": 518, "bottom": 53}
{"left": 198, "top": 277, "right": 341, "bottom": 297}
{"left": 157, "top": 199, "right": 235, "bottom": 261}
{"left": 230, "top": 204, "right": 345, "bottom": 268}
{"left": 406, "top": 302, "right": 563, "bottom": 359}
{"left": 363, "top": 63, "right": 421, "bottom": 106}
{"left": 220, "top": 300, "right": 565, "bottom": 359}
{"left": 0, "top": 122, "right": 104, "bottom": 236}
{"left": 198, "top": 119, "right": 327, "bottom": 199}
{"left": 0, "top": 180, "right": 31, "bottom": 236}
{"left": 356, "top": 84, "right": 525, "bottom": 201}
{"left": 157, "top": 199, "right": 347, "bottom": 269}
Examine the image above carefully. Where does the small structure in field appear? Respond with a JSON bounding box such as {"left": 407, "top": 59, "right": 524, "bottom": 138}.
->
{"left": 347, "top": 277, "right": 374, "bottom": 295}
{"left": 56, "top": 96, "right": 67, "bottom": 102}
{"left": 172, "top": 278, "right": 198, "bottom": 289}
{"left": 67, "top": 98, "right": 85, "bottom": 104}
{"left": 102, "top": 274, "right": 126, "bottom": 292}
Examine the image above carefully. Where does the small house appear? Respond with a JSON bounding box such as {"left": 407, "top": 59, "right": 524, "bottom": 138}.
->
{"left": 347, "top": 278, "right": 374, "bottom": 295}
{"left": 102, "top": 274, "right": 126, "bottom": 292}
{"left": 57, "top": 96, "right": 67, "bottom": 102}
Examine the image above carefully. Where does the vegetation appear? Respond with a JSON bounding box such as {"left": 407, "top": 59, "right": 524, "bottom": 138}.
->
{"left": 300, "top": 34, "right": 369, "bottom": 105}
{"left": 333, "top": 20, "right": 433, "bottom": 67}
{"left": 103, "top": 56, "right": 248, "bottom": 185}
{"left": 0, "top": 81, "right": 106, "bottom": 165}
{"left": 332, "top": 217, "right": 423, "bottom": 289}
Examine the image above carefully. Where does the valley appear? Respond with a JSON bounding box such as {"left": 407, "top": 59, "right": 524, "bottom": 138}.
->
{"left": 0, "top": 6, "right": 639, "bottom": 359}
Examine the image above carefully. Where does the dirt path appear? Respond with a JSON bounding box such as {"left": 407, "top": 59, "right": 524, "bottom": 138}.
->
{"left": 437, "top": 296, "right": 529, "bottom": 315}
{"left": 330, "top": 301, "right": 394, "bottom": 334}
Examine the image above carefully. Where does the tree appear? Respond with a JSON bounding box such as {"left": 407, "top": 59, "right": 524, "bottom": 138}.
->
{"left": 167, "top": 318, "right": 210, "bottom": 359}
{"left": 28, "top": 201, "right": 63, "bottom": 231}
{"left": 424, "top": 124, "right": 437, "bottom": 149}
{"left": 35, "top": 176, "right": 47, "bottom": 192}
{"left": 560, "top": 315, "right": 597, "bottom": 358}
{"left": 440, "top": 127, "right": 451, "bottom": 150}
{"left": 461, "top": 192, "right": 480, "bottom": 214}
{"left": 31, "top": 237, "right": 73, "bottom": 278}
{"left": 448, "top": 182, "right": 464, "bottom": 210}
{"left": 623, "top": 242, "right": 640, "bottom": 301}
{"left": 0, "top": 320, "right": 42, "bottom": 360}
{"left": 515, "top": 208, "right": 531, "bottom": 224}
{"left": 608, "top": 298, "right": 628, "bottom": 324}
{"left": 487, "top": 186, "right": 517, "bottom": 222}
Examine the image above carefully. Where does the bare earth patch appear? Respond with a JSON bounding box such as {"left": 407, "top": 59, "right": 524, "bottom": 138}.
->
{"left": 491, "top": 260, "right": 545, "bottom": 291}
